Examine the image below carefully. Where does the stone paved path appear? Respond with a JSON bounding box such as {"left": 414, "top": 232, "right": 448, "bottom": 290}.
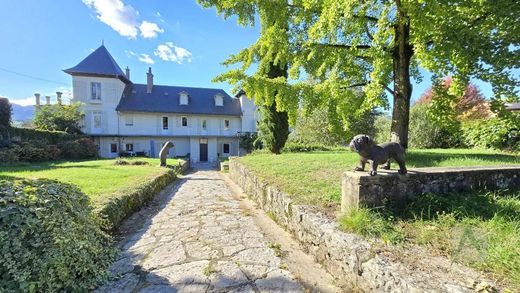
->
{"left": 96, "top": 165, "right": 304, "bottom": 293}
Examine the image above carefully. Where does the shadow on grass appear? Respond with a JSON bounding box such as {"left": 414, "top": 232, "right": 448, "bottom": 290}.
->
{"left": 406, "top": 151, "right": 520, "bottom": 168}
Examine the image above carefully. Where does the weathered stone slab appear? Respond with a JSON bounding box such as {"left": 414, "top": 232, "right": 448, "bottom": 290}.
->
{"left": 342, "top": 166, "right": 520, "bottom": 212}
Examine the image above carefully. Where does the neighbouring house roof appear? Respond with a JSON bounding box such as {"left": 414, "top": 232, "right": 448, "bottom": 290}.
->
{"left": 63, "top": 45, "right": 131, "bottom": 84}
{"left": 116, "top": 84, "right": 242, "bottom": 116}
{"left": 505, "top": 103, "right": 520, "bottom": 111}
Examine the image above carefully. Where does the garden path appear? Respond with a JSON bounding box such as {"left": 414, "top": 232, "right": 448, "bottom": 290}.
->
{"left": 95, "top": 164, "right": 318, "bottom": 293}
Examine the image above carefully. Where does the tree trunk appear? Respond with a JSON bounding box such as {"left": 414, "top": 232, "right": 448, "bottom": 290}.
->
{"left": 390, "top": 3, "right": 413, "bottom": 149}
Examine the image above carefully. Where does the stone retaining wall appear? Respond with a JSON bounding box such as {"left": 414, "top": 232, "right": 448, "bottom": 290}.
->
{"left": 342, "top": 166, "right": 520, "bottom": 212}
{"left": 229, "top": 158, "right": 497, "bottom": 292}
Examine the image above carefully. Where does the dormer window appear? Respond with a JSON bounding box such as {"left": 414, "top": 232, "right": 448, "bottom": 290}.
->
{"left": 215, "top": 94, "right": 224, "bottom": 106}
{"left": 179, "top": 92, "right": 189, "bottom": 105}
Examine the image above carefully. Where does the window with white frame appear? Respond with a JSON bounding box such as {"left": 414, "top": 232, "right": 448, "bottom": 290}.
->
{"left": 91, "top": 82, "right": 101, "bottom": 100}
{"left": 126, "top": 143, "right": 134, "bottom": 152}
{"left": 125, "top": 115, "right": 133, "bottom": 126}
{"left": 180, "top": 93, "right": 188, "bottom": 105}
{"left": 224, "top": 119, "right": 230, "bottom": 130}
{"left": 215, "top": 94, "right": 223, "bottom": 106}
{"left": 110, "top": 143, "right": 117, "bottom": 153}
{"left": 223, "top": 143, "right": 230, "bottom": 154}
{"left": 162, "top": 116, "right": 169, "bottom": 130}
{"left": 93, "top": 111, "right": 102, "bottom": 129}
{"left": 182, "top": 116, "right": 188, "bottom": 127}
{"left": 202, "top": 119, "right": 207, "bottom": 130}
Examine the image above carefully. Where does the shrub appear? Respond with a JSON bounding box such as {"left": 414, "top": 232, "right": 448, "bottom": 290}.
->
{"left": 373, "top": 115, "right": 392, "bottom": 144}
{"left": 0, "top": 98, "right": 12, "bottom": 128}
{"left": 0, "top": 148, "right": 19, "bottom": 165}
{"left": 99, "top": 169, "right": 177, "bottom": 229}
{"left": 408, "top": 104, "right": 463, "bottom": 148}
{"left": 11, "top": 141, "right": 60, "bottom": 162}
{"left": 0, "top": 178, "right": 115, "bottom": 292}
{"left": 283, "top": 141, "right": 345, "bottom": 152}
{"left": 58, "top": 138, "right": 97, "bottom": 159}
{"left": 462, "top": 117, "right": 520, "bottom": 151}
{"left": 0, "top": 126, "right": 82, "bottom": 146}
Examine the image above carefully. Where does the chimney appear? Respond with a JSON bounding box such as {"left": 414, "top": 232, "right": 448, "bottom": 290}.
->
{"left": 34, "top": 93, "right": 40, "bottom": 106}
{"left": 125, "top": 66, "right": 130, "bottom": 80}
{"left": 56, "top": 92, "right": 63, "bottom": 105}
{"left": 45, "top": 95, "right": 51, "bottom": 105}
{"left": 146, "top": 67, "right": 153, "bottom": 94}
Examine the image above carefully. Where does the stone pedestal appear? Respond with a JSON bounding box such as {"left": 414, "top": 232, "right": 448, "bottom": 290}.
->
{"left": 342, "top": 166, "right": 520, "bottom": 213}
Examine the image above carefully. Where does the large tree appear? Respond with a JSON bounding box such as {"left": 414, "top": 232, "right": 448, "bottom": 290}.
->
{"left": 199, "top": 0, "right": 519, "bottom": 148}
{"left": 34, "top": 103, "right": 84, "bottom": 134}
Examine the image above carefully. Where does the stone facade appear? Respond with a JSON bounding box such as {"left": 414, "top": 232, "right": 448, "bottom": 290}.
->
{"left": 342, "top": 166, "right": 520, "bottom": 212}
{"left": 229, "top": 158, "right": 498, "bottom": 292}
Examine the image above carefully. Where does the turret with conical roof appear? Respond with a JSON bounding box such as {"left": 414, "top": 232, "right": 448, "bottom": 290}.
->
{"left": 64, "top": 45, "right": 131, "bottom": 84}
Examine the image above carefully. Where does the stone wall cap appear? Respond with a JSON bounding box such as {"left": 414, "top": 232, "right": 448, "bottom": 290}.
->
{"left": 344, "top": 165, "right": 520, "bottom": 178}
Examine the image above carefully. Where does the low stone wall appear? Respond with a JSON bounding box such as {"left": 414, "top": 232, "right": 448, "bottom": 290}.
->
{"left": 342, "top": 166, "right": 520, "bottom": 212}
{"left": 229, "top": 158, "right": 497, "bottom": 292}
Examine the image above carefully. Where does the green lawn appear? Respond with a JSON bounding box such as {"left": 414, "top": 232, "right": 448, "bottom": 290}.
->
{"left": 239, "top": 148, "right": 520, "bottom": 290}
{"left": 0, "top": 157, "right": 180, "bottom": 208}
{"left": 239, "top": 148, "right": 520, "bottom": 207}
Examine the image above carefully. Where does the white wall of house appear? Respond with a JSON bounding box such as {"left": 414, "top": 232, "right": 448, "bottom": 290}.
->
{"left": 118, "top": 112, "right": 241, "bottom": 137}
{"left": 239, "top": 94, "right": 258, "bottom": 133}
{"left": 71, "top": 76, "right": 125, "bottom": 135}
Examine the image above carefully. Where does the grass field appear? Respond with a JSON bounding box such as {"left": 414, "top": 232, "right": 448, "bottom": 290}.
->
{"left": 0, "top": 157, "right": 180, "bottom": 208}
{"left": 239, "top": 148, "right": 520, "bottom": 207}
{"left": 239, "top": 148, "right": 520, "bottom": 290}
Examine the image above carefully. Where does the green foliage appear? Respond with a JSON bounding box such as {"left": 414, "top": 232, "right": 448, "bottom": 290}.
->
{"left": 0, "top": 178, "right": 115, "bottom": 292}
{"left": 33, "top": 103, "right": 84, "bottom": 134}
{"left": 289, "top": 107, "right": 345, "bottom": 145}
{"left": 99, "top": 169, "right": 178, "bottom": 230}
{"left": 58, "top": 138, "right": 97, "bottom": 160}
{"left": 373, "top": 114, "right": 392, "bottom": 144}
{"left": 283, "top": 142, "right": 345, "bottom": 153}
{"left": 462, "top": 116, "right": 520, "bottom": 151}
{"left": 0, "top": 97, "right": 12, "bottom": 128}
{"left": 0, "top": 148, "right": 18, "bottom": 165}
{"left": 199, "top": 0, "right": 519, "bottom": 147}
{"left": 0, "top": 126, "right": 82, "bottom": 146}
{"left": 10, "top": 141, "right": 61, "bottom": 162}
{"left": 257, "top": 102, "right": 289, "bottom": 154}
{"left": 409, "top": 104, "right": 463, "bottom": 148}
{"left": 239, "top": 132, "right": 260, "bottom": 152}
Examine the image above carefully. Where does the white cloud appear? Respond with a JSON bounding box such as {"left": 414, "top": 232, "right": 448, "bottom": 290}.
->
{"left": 138, "top": 54, "right": 155, "bottom": 64}
{"left": 125, "top": 50, "right": 136, "bottom": 57}
{"left": 154, "top": 42, "right": 192, "bottom": 64}
{"left": 9, "top": 96, "right": 36, "bottom": 106}
{"left": 139, "top": 21, "right": 164, "bottom": 39}
{"left": 83, "top": 0, "right": 140, "bottom": 38}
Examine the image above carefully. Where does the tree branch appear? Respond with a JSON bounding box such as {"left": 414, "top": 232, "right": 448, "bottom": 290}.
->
{"left": 384, "top": 85, "right": 395, "bottom": 96}
{"left": 312, "top": 43, "right": 372, "bottom": 50}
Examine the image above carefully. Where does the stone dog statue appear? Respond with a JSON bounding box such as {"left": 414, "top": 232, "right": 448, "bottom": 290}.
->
{"left": 349, "top": 134, "right": 407, "bottom": 176}
{"left": 159, "top": 141, "right": 174, "bottom": 167}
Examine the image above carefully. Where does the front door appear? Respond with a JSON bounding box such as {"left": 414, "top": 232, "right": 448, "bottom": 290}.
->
{"left": 199, "top": 139, "right": 208, "bottom": 162}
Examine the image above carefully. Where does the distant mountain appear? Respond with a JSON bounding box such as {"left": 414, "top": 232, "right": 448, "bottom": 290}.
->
{"left": 11, "top": 104, "right": 35, "bottom": 122}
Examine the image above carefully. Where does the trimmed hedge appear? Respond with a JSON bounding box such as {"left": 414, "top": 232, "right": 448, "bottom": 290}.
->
{"left": 0, "top": 178, "right": 115, "bottom": 292}
{"left": 0, "top": 126, "right": 82, "bottom": 145}
{"left": 97, "top": 160, "right": 188, "bottom": 230}
{"left": 283, "top": 141, "right": 346, "bottom": 153}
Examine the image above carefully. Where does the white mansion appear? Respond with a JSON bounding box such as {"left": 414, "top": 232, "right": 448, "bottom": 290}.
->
{"left": 63, "top": 45, "right": 258, "bottom": 162}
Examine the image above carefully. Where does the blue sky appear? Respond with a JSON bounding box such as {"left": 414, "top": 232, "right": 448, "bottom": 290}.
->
{"left": 0, "top": 0, "right": 498, "bottom": 107}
